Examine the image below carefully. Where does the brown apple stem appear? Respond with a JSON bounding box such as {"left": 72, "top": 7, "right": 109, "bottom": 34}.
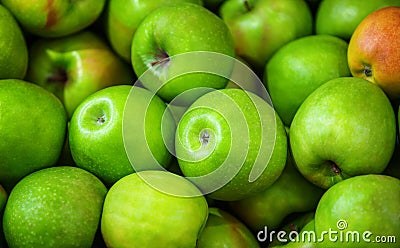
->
{"left": 329, "top": 161, "right": 341, "bottom": 175}
{"left": 47, "top": 68, "right": 68, "bottom": 85}
{"left": 151, "top": 50, "right": 170, "bottom": 67}
{"left": 244, "top": 0, "right": 251, "bottom": 12}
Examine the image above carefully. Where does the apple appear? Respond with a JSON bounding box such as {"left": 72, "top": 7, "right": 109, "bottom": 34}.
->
{"left": 101, "top": 170, "right": 208, "bottom": 247}
{"left": 315, "top": 0, "right": 400, "bottom": 41}
{"left": 175, "top": 88, "right": 287, "bottom": 201}
{"left": 25, "top": 31, "right": 133, "bottom": 118}
{"left": 347, "top": 6, "right": 400, "bottom": 99}
{"left": 196, "top": 207, "right": 260, "bottom": 248}
{"left": 219, "top": 0, "right": 313, "bottom": 71}
{"left": 69, "top": 85, "right": 176, "bottom": 186}
{"left": 105, "top": 0, "right": 202, "bottom": 62}
{"left": 1, "top": 0, "right": 106, "bottom": 37}
{"left": 0, "top": 79, "right": 67, "bottom": 190}
{"left": 0, "top": 4, "right": 28, "bottom": 79}
{"left": 131, "top": 3, "right": 235, "bottom": 103}
{"left": 229, "top": 149, "right": 324, "bottom": 231}
{"left": 314, "top": 174, "right": 400, "bottom": 247}
{"left": 290, "top": 77, "right": 396, "bottom": 189}
{"left": 267, "top": 212, "right": 316, "bottom": 247}
{"left": 3, "top": 166, "right": 107, "bottom": 248}
{"left": 264, "top": 34, "right": 351, "bottom": 126}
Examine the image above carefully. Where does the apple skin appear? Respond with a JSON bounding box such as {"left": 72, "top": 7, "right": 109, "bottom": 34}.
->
{"left": 131, "top": 3, "right": 235, "bottom": 103}
{"left": 1, "top": 0, "right": 106, "bottom": 37}
{"left": 3, "top": 166, "right": 107, "bottom": 248}
{"left": 196, "top": 207, "right": 260, "bottom": 248}
{"left": 315, "top": 0, "right": 400, "bottom": 41}
{"left": 219, "top": 0, "right": 313, "bottom": 71}
{"left": 175, "top": 88, "right": 287, "bottom": 201}
{"left": 314, "top": 174, "right": 400, "bottom": 248}
{"left": 268, "top": 212, "right": 316, "bottom": 247}
{"left": 105, "top": 0, "right": 203, "bottom": 62}
{"left": 0, "top": 79, "right": 67, "bottom": 190}
{"left": 229, "top": 149, "right": 324, "bottom": 232}
{"left": 0, "top": 4, "right": 28, "bottom": 79}
{"left": 347, "top": 6, "right": 400, "bottom": 99}
{"left": 290, "top": 77, "right": 396, "bottom": 189}
{"left": 69, "top": 85, "right": 176, "bottom": 187}
{"left": 265, "top": 34, "right": 351, "bottom": 126}
{"left": 25, "top": 31, "right": 133, "bottom": 118}
{"left": 101, "top": 170, "right": 208, "bottom": 248}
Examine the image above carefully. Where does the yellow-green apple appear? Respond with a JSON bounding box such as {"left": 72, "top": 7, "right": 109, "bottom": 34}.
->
{"left": 131, "top": 3, "right": 235, "bottom": 103}
{"left": 290, "top": 77, "right": 396, "bottom": 189}
{"left": 315, "top": 0, "right": 400, "bottom": 41}
{"left": 264, "top": 35, "right": 351, "bottom": 126}
{"left": 1, "top": 0, "right": 106, "bottom": 37}
{"left": 315, "top": 174, "right": 400, "bottom": 247}
{"left": 229, "top": 149, "right": 324, "bottom": 231}
{"left": 3, "top": 166, "right": 107, "bottom": 248}
{"left": 25, "top": 31, "right": 133, "bottom": 118}
{"left": 105, "top": 0, "right": 202, "bottom": 62}
{"left": 175, "top": 88, "right": 287, "bottom": 201}
{"left": 0, "top": 4, "right": 28, "bottom": 79}
{"left": 69, "top": 85, "right": 176, "bottom": 186}
{"left": 0, "top": 79, "right": 67, "bottom": 190}
{"left": 347, "top": 6, "right": 400, "bottom": 99}
{"left": 219, "top": 0, "right": 313, "bottom": 71}
{"left": 197, "top": 207, "right": 260, "bottom": 248}
{"left": 101, "top": 170, "right": 208, "bottom": 247}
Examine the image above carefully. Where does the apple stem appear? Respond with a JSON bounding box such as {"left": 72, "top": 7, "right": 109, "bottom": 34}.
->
{"left": 151, "top": 50, "right": 170, "bottom": 67}
{"left": 244, "top": 0, "right": 251, "bottom": 12}
{"left": 329, "top": 161, "right": 341, "bottom": 175}
{"left": 47, "top": 68, "right": 68, "bottom": 85}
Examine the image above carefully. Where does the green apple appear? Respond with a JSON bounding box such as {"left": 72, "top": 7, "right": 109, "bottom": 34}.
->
{"left": 290, "top": 77, "right": 396, "bottom": 189}
{"left": 219, "top": 0, "right": 313, "bottom": 71}
{"left": 264, "top": 35, "right": 351, "bottom": 126}
{"left": 0, "top": 4, "right": 28, "bottom": 79}
{"left": 315, "top": 0, "right": 400, "bottom": 41}
{"left": 268, "top": 212, "right": 316, "bottom": 247}
{"left": 175, "top": 88, "right": 287, "bottom": 201}
{"left": 0, "top": 79, "right": 67, "bottom": 190}
{"left": 105, "top": 0, "right": 202, "bottom": 62}
{"left": 229, "top": 149, "right": 324, "bottom": 231}
{"left": 69, "top": 85, "right": 176, "bottom": 186}
{"left": 314, "top": 174, "right": 400, "bottom": 247}
{"left": 101, "top": 170, "right": 208, "bottom": 247}
{"left": 131, "top": 3, "right": 235, "bottom": 103}
{"left": 25, "top": 31, "right": 133, "bottom": 118}
{"left": 3, "top": 166, "right": 107, "bottom": 248}
{"left": 197, "top": 207, "right": 260, "bottom": 248}
{"left": 1, "top": 0, "right": 106, "bottom": 37}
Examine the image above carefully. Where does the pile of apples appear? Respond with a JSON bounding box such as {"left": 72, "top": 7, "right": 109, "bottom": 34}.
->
{"left": 0, "top": 0, "right": 399, "bottom": 247}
